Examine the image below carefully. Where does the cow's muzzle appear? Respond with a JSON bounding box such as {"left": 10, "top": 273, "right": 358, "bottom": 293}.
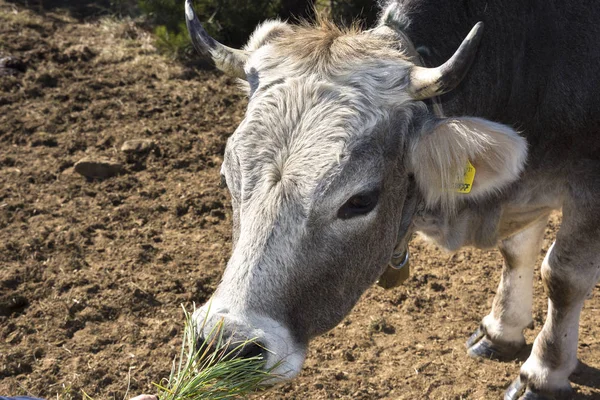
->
{"left": 192, "top": 299, "right": 307, "bottom": 381}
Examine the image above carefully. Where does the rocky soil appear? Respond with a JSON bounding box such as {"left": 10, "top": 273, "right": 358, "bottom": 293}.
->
{"left": 1, "top": 2, "right": 599, "bottom": 399}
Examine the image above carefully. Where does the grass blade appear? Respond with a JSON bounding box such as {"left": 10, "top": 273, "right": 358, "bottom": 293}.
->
{"left": 154, "top": 305, "right": 280, "bottom": 399}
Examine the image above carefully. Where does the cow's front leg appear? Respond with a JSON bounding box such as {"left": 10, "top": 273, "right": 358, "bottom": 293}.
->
{"left": 505, "top": 237, "right": 600, "bottom": 400}
{"left": 467, "top": 216, "right": 549, "bottom": 360}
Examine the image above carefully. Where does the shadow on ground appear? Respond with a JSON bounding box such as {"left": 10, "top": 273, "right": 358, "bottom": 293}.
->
{"left": 572, "top": 361, "right": 600, "bottom": 398}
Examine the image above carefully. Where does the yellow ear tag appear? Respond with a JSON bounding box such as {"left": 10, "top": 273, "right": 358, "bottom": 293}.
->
{"left": 455, "top": 160, "right": 476, "bottom": 194}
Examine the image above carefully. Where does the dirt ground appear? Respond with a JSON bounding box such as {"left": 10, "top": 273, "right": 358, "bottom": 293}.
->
{"left": 1, "top": 2, "right": 599, "bottom": 399}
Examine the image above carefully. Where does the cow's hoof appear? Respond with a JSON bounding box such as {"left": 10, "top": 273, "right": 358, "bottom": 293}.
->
{"left": 466, "top": 326, "right": 524, "bottom": 360}
{"left": 504, "top": 375, "right": 573, "bottom": 400}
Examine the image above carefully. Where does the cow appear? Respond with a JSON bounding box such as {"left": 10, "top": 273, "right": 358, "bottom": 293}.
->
{"left": 183, "top": 0, "right": 600, "bottom": 399}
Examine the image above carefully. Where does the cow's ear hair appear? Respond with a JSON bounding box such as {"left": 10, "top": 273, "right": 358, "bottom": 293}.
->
{"left": 409, "top": 117, "right": 528, "bottom": 212}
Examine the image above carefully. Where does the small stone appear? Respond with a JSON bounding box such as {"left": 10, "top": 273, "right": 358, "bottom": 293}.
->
{"left": 342, "top": 350, "right": 355, "bottom": 362}
{"left": 35, "top": 72, "right": 59, "bottom": 88}
{"left": 121, "top": 139, "right": 156, "bottom": 154}
{"left": 5, "top": 330, "right": 21, "bottom": 344}
{"left": 334, "top": 371, "right": 348, "bottom": 380}
{"left": 74, "top": 157, "right": 123, "bottom": 179}
{"left": 0, "top": 56, "right": 26, "bottom": 76}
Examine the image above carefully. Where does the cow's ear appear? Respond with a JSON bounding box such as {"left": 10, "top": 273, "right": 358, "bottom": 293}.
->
{"left": 409, "top": 117, "right": 528, "bottom": 211}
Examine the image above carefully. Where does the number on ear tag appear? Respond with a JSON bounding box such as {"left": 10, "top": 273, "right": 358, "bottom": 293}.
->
{"left": 455, "top": 160, "right": 476, "bottom": 194}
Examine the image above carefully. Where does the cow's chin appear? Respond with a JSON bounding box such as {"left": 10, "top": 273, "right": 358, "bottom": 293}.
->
{"left": 192, "top": 300, "right": 307, "bottom": 383}
{"left": 258, "top": 315, "right": 307, "bottom": 382}
{"left": 264, "top": 347, "right": 306, "bottom": 383}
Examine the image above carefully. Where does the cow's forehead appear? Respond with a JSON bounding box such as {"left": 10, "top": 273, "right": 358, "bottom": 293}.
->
{"left": 226, "top": 77, "right": 386, "bottom": 204}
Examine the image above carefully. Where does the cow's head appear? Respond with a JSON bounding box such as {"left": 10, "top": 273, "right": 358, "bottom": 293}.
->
{"left": 185, "top": 0, "right": 527, "bottom": 379}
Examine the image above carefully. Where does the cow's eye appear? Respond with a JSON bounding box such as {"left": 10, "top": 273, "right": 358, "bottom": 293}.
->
{"left": 338, "top": 190, "right": 380, "bottom": 219}
{"left": 219, "top": 174, "right": 228, "bottom": 189}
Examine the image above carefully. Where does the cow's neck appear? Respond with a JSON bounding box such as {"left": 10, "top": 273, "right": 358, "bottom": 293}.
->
{"left": 414, "top": 196, "right": 557, "bottom": 252}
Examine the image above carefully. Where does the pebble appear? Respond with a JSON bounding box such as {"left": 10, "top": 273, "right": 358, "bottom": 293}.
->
{"left": 342, "top": 350, "right": 355, "bottom": 362}
{"left": 74, "top": 157, "right": 123, "bottom": 179}
{"left": 334, "top": 371, "right": 348, "bottom": 380}
{"left": 0, "top": 56, "right": 26, "bottom": 76}
{"left": 121, "top": 139, "right": 156, "bottom": 154}
{"left": 5, "top": 330, "right": 21, "bottom": 344}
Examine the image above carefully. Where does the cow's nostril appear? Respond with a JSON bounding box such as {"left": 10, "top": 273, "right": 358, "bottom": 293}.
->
{"left": 234, "top": 341, "right": 264, "bottom": 360}
{"left": 196, "top": 335, "right": 265, "bottom": 362}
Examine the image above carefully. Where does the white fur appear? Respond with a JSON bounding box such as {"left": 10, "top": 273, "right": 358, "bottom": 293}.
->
{"left": 521, "top": 290, "right": 581, "bottom": 392}
{"left": 244, "top": 20, "right": 293, "bottom": 52}
{"left": 379, "top": 0, "right": 411, "bottom": 31}
{"left": 482, "top": 217, "right": 548, "bottom": 343}
{"left": 520, "top": 351, "right": 576, "bottom": 392}
{"left": 410, "top": 117, "right": 528, "bottom": 212}
{"left": 520, "top": 242, "right": 600, "bottom": 391}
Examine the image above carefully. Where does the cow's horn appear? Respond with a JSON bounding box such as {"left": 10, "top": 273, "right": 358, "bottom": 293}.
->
{"left": 409, "top": 22, "right": 484, "bottom": 100}
{"left": 185, "top": 0, "right": 249, "bottom": 79}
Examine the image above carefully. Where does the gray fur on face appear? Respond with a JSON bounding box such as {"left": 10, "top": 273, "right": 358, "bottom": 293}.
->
{"left": 219, "top": 77, "right": 420, "bottom": 339}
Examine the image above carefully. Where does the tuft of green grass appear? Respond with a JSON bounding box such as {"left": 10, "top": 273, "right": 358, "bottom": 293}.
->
{"left": 154, "top": 306, "right": 279, "bottom": 399}
{"left": 153, "top": 23, "right": 191, "bottom": 59}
